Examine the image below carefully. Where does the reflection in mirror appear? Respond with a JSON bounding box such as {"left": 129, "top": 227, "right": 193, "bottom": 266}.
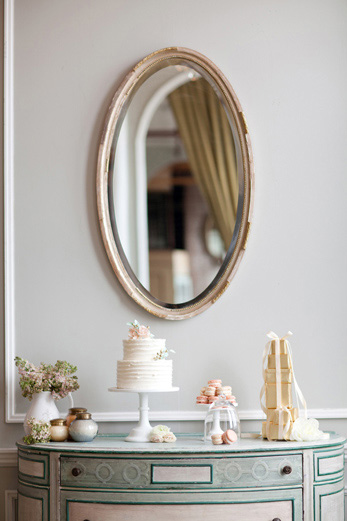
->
{"left": 112, "top": 65, "right": 239, "bottom": 304}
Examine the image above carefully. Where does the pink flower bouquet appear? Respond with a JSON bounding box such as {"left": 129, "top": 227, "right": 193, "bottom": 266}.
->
{"left": 15, "top": 357, "right": 79, "bottom": 400}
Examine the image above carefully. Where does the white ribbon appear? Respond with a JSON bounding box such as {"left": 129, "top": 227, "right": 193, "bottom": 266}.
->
{"left": 260, "top": 331, "right": 307, "bottom": 440}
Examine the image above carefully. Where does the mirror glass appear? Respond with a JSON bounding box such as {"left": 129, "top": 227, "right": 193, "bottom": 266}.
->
{"left": 109, "top": 62, "right": 242, "bottom": 305}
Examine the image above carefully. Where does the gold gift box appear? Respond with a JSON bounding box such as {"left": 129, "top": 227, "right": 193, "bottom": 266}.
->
{"left": 262, "top": 421, "right": 293, "bottom": 440}
{"left": 265, "top": 382, "right": 292, "bottom": 409}
{"left": 270, "top": 339, "right": 288, "bottom": 355}
{"left": 267, "top": 353, "right": 292, "bottom": 369}
{"left": 265, "top": 368, "right": 292, "bottom": 384}
{"left": 266, "top": 407, "right": 298, "bottom": 424}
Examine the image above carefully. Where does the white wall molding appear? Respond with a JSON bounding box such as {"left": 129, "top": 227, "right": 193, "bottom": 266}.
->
{"left": 4, "top": 0, "right": 16, "bottom": 423}
{"left": 82, "top": 407, "right": 347, "bottom": 422}
{"left": 6, "top": 408, "right": 347, "bottom": 423}
{"left": 0, "top": 449, "right": 17, "bottom": 467}
{"left": 93, "top": 408, "right": 347, "bottom": 422}
{"left": 5, "top": 490, "right": 17, "bottom": 521}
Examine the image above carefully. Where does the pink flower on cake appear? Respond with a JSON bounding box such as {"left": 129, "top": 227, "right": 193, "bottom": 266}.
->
{"left": 128, "top": 329, "right": 138, "bottom": 339}
{"left": 126, "top": 320, "right": 154, "bottom": 339}
{"left": 138, "top": 325, "right": 150, "bottom": 338}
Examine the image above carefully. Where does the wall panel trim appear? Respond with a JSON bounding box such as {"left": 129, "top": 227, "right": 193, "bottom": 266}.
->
{"left": 5, "top": 408, "right": 347, "bottom": 423}
{"left": 4, "top": 0, "right": 16, "bottom": 423}
{"left": 5, "top": 490, "right": 17, "bottom": 521}
{"left": 0, "top": 449, "right": 17, "bottom": 467}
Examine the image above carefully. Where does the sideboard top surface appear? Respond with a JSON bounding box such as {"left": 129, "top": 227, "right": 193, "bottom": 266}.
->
{"left": 17, "top": 432, "right": 346, "bottom": 455}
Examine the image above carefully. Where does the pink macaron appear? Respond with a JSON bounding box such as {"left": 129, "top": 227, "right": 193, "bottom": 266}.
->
{"left": 205, "top": 387, "right": 217, "bottom": 396}
{"left": 217, "top": 386, "right": 232, "bottom": 395}
{"left": 222, "top": 429, "right": 238, "bottom": 444}
{"left": 211, "top": 434, "right": 223, "bottom": 445}
{"left": 208, "top": 380, "right": 222, "bottom": 388}
{"left": 196, "top": 396, "right": 208, "bottom": 404}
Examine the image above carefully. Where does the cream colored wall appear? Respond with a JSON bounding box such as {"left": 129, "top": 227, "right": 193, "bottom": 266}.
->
{"left": 1, "top": 0, "right": 347, "bottom": 514}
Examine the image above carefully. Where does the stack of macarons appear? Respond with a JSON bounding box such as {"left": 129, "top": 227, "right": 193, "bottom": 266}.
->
{"left": 211, "top": 429, "right": 238, "bottom": 445}
{"left": 196, "top": 379, "right": 236, "bottom": 405}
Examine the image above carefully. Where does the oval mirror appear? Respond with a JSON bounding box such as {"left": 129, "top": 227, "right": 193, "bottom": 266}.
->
{"left": 97, "top": 47, "right": 253, "bottom": 319}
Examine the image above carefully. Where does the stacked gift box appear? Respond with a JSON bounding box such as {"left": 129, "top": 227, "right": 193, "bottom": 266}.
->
{"left": 262, "top": 338, "right": 298, "bottom": 440}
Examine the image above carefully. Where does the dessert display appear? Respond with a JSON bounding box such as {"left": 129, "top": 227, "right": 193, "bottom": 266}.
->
{"left": 117, "top": 321, "right": 174, "bottom": 390}
{"left": 196, "top": 379, "right": 237, "bottom": 405}
{"left": 203, "top": 392, "right": 241, "bottom": 442}
{"left": 261, "top": 332, "right": 297, "bottom": 441}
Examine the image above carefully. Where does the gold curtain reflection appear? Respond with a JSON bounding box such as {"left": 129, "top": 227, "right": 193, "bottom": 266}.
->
{"left": 168, "top": 78, "right": 238, "bottom": 249}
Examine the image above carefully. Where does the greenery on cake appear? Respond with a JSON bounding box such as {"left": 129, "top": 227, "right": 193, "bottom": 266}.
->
{"left": 153, "top": 348, "right": 176, "bottom": 360}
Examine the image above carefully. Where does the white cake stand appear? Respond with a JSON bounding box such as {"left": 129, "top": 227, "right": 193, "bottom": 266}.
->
{"left": 108, "top": 387, "right": 179, "bottom": 442}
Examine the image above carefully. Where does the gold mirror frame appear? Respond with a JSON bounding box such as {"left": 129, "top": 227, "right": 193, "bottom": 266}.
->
{"left": 97, "top": 47, "right": 254, "bottom": 320}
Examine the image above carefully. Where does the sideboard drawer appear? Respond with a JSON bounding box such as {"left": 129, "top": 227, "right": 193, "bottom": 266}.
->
{"left": 67, "top": 500, "right": 294, "bottom": 521}
{"left": 18, "top": 481, "right": 49, "bottom": 521}
{"left": 314, "top": 448, "right": 345, "bottom": 482}
{"left": 18, "top": 449, "right": 49, "bottom": 486}
{"left": 61, "top": 454, "right": 302, "bottom": 489}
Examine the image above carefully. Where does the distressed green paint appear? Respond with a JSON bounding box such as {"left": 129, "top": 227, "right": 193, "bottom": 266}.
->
{"left": 62, "top": 489, "right": 302, "bottom": 521}
{"left": 18, "top": 453, "right": 48, "bottom": 485}
{"left": 60, "top": 454, "right": 303, "bottom": 490}
{"left": 17, "top": 433, "right": 345, "bottom": 521}
{"left": 18, "top": 481, "right": 49, "bottom": 521}
{"left": 16, "top": 432, "right": 347, "bottom": 455}
{"left": 313, "top": 480, "right": 345, "bottom": 521}
{"left": 313, "top": 448, "right": 345, "bottom": 483}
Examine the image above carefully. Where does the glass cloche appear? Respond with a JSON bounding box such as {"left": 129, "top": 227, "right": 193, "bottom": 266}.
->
{"left": 204, "top": 395, "right": 241, "bottom": 442}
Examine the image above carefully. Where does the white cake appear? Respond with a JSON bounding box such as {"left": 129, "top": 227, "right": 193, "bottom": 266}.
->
{"left": 117, "top": 325, "right": 173, "bottom": 390}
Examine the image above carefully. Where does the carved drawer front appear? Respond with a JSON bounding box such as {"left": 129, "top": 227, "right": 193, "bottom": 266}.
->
{"left": 18, "top": 449, "right": 49, "bottom": 485}
{"left": 214, "top": 454, "right": 302, "bottom": 488}
{"left": 313, "top": 479, "right": 345, "bottom": 521}
{"left": 67, "top": 500, "right": 294, "bottom": 521}
{"left": 17, "top": 482, "right": 49, "bottom": 521}
{"left": 61, "top": 454, "right": 302, "bottom": 489}
{"left": 314, "top": 448, "right": 345, "bottom": 483}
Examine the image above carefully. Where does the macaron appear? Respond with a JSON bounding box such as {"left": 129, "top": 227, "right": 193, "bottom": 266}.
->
{"left": 205, "top": 387, "right": 217, "bottom": 396}
{"left": 217, "top": 386, "right": 232, "bottom": 395}
{"left": 196, "top": 396, "right": 208, "bottom": 404}
{"left": 222, "top": 429, "right": 238, "bottom": 444}
{"left": 211, "top": 434, "right": 223, "bottom": 445}
{"left": 208, "top": 396, "right": 219, "bottom": 403}
{"left": 208, "top": 380, "right": 222, "bottom": 388}
{"left": 200, "top": 387, "right": 207, "bottom": 395}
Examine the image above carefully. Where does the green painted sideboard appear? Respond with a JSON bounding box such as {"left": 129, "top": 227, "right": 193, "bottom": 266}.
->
{"left": 16, "top": 433, "right": 345, "bottom": 521}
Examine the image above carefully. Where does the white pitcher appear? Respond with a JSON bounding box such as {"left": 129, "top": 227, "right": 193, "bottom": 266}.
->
{"left": 23, "top": 391, "right": 73, "bottom": 435}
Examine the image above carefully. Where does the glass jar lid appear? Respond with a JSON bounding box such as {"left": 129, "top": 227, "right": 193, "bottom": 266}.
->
{"left": 68, "top": 407, "right": 87, "bottom": 414}
{"left": 76, "top": 412, "right": 92, "bottom": 420}
{"left": 50, "top": 418, "right": 67, "bottom": 426}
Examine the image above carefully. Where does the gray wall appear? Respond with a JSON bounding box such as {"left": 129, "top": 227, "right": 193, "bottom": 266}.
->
{"left": 1, "top": 0, "right": 347, "bottom": 517}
